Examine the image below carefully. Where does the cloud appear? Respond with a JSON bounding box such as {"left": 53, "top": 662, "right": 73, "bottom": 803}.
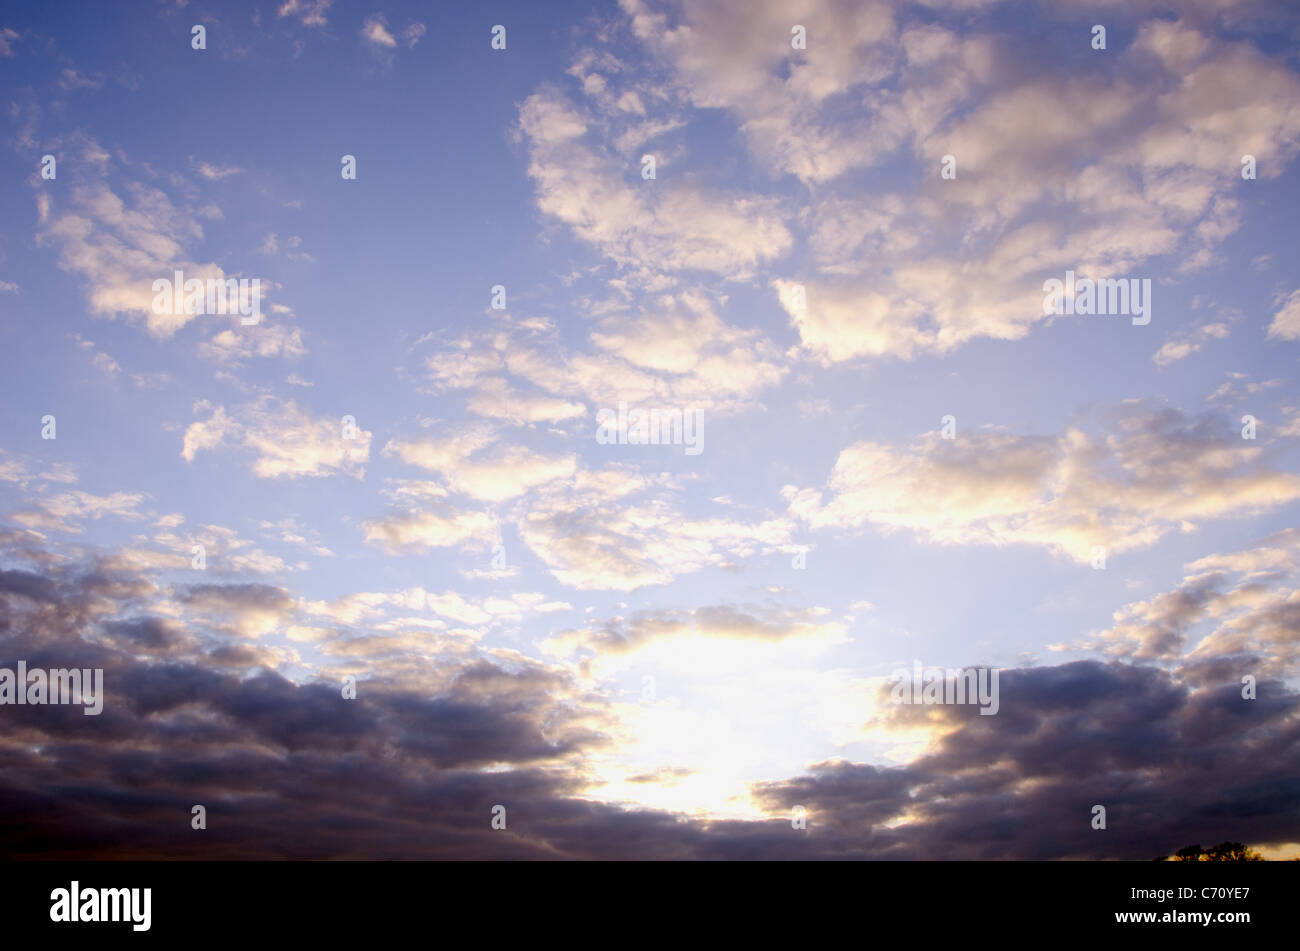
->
{"left": 1267, "top": 289, "right": 1300, "bottom": 341}
{"left": 108, "top": 521, "right": 294, "bottom": 576}
{"left": 363, "top": 505, "right": 496, "bottom": 553}
{"left": 56, "top": 68, "right": 101, "bottom": 91}
{"left": 620, "top": 0, "right": 904, "bottom": 184}
{"left": 277, "top": 0, "right": 331, "bottom": 27}
{"left": 1134, "top": 22, "right": 1300, "bottom": 179}
{"left": 672, "top": 10, "right": 1300, "bottom": 363}
{"left": 34, "top": 139, "right": 249, "bottom": 338}
{"left": 465, "top": 378, "right": 586, "bottom": 425}
{"left": 181, "top": 398, "right": 371, "bottom": 479}
{"left": 3, "top": 547, "right": 1297, "bottom": 858}
{"left": 199, "top": 318, "right": 306, "bottom": 364}
{"left": 10, "top": 490, "right": 147, "bottom": 535}
{"left": 400, "top": 22, "right": 427, "bottom": 48}
{"left": 0, "top": 544, "right": 628, "bottom": 858}
{"left": 257, "top": 233, "right": 313, "bottom": 262}
{"left": 518, "top": 87, "right": 792, "bottom": 280}
{"left": 305, "top": 586, "right": 564, "bottom": 631}
{"left": 1205, "top": 374, "right": 1283, "bottom": 407}
{"left": 545, "top": 603, "right": 847, "bottom": 658}
{"left": 0, "top": 452, "right": 78, "bottom": 492}
{"left": 2, "top": 513, "right": 1300, "bottom": 859}
{"left": 1154, "top": 321, "right": 1231, "bottom": 367}
{"left": 361, "top": 14, "right": 425, "bottom": 54}
{"left": 191, "top": 159, "right": 242, "bottom": 181}
{"left": 180, "top": 582, "right": 296, "bottom": 638}
{"left": 774, "top": 277, "right": 933, "bottom": 363}
{"left": 519, "top": 470, "right": 796, "bottom": 590}
{"left": 749, "top": 661, "right": 1300, "bottom": 859}
{"left": 787, "top": 403, "right": 1300, "bottom": 562}
{"left": 383, "top": 427, "right": 576, "bottom": 502}
{"left": 360, "top": 14, "right": 397, "bottom": 47}
{"left": 427, "top": 301, "right": 787, "bottom": 418}
{"left": 1069, "top": 528, "right": 1300, "bottom": 675}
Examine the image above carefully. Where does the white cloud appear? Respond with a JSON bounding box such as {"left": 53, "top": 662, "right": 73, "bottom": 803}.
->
{"left": 182, "top": 398, "right": 371, "bottom": 479}
{"left": 519, "top": 472, "right": 795, "bottom": 590}
{"left": 1154, "top": 322, "right": 1231, "bottom": 367}
{"left": 12, "top": 490, "right": 147, "bottom": 535}
{"left": 1267, "top": 289, "right": 1300, "bottom": 341}
{"left": 361, "top": 15, "right": 397, "bottom": 48}
{"left": 277, "top": 0, "right": 331, "bottom": 27}
{"left": 200, "top": 319, "right": 305, "bottom": 364}
{"left": 384, "top": 427, "right": 576, "bottom": 502}
{"left": 789, "top": 404, "right": 1300, "bottom": 563}
{"left": 363, "top": 506, "right": 496, "bottom": 553}
{"left": 192, "top": 159, "right": 243, "bottom": 181}
{"left": 35, "top": 140, "right": 248, "bottom": 338}
{"left": 518, "top": 87, "right": 792, "bottom": 280}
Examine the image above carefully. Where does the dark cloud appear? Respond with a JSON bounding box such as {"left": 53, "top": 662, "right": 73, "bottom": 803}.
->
{"left": 751, "top": 662, "right": 1300, "bottom": 859}
{"left": 1, "top": 544, "right": 1297, "bottom": 859}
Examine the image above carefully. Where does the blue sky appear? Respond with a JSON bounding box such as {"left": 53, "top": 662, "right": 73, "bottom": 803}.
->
{"left": 1, "top": 0, "right": 1299, "bottom": 858}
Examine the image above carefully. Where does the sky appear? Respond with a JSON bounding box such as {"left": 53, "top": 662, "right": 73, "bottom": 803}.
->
{"left": 1, "top": 0, "right": 1299, "bottom": 859}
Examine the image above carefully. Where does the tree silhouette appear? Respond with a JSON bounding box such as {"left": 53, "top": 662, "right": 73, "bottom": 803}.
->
{"left": 1153, "top": 841, "right": 1265, "bottom": 861}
